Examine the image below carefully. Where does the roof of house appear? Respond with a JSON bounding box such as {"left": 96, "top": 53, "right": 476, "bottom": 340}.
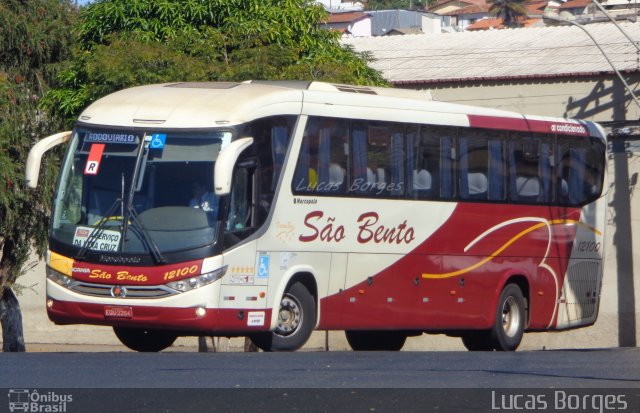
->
{"left": 386, "top": 27, "right": 425, "bottom": 35}
{"left": 441, "top": 4, "right": 490, "bottom": 16}
{"left": 428, "top": 0, "right": 487, "bottom": 13}
{"left": 524, "top": 0, "right": 548, "bottom": 15}
{"left": 465, "top": 17, "right": 540, "bottom": 30}
{"left": 429, "top": 0, "right": 487, "bottom": 9}
{"left": 342, "top": 22, "right": 640, "bottom": 84}
{"left": 439, "top": 0, "right": 548, "bottom": 16}
{"left": 559, "top": 0, "right": 593, "bottom": 9}
{"left": 324, "top": 11, "right": 369, "bottom": 24}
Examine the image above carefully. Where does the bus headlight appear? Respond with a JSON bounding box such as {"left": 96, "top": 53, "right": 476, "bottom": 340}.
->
{"left": 46, "top": 267, "right": 74, "bottom": 288}
{"left": 166, "top": 266, "right": 227, "bottom": 292}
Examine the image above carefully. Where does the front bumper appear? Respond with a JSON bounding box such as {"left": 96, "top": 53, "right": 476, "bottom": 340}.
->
{"left": 47, "top": 298, "right": 272, "bottom": 334}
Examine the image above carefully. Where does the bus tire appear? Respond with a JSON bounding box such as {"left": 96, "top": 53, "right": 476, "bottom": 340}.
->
{"left": 490, "top": 283, "right": 526, "bottom": 351}
{"left": 345, "top": 330, "right": 407, "bottom": 351}
{"left": 461, "top": 331, "right": 494, "bottom": 351}
{"left": 113, "top": 327, "right": 177, "bottom": 352}
{"left": 250, "top": 282, "right": 316, "bottom": 352}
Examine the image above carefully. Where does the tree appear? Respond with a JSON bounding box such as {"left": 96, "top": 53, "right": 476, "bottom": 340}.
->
{"left": 487, "top": 0, "right": 528, "bottom": 28}
{"left": 44, "top": 0, "right": 387, "bottom": 125}
{"left": 364, "top": 0, "right": 428, "bottom": 10}
{"left": 0, "top": 0, "right": 76, "bottom": 351}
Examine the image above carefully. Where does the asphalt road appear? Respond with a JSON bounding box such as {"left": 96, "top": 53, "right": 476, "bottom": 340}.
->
{"left": 1, "top": 349, "right": 639, "bottom": 413}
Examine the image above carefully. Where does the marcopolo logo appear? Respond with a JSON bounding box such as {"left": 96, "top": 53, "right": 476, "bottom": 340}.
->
{"left": 8, "top": 389, "right": 73, "bottom": 412}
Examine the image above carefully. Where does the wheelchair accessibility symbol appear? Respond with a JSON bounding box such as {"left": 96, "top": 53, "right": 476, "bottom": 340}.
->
{"left": 150, "top": 133, "right": 166, "bottom": 149}
{"left": 258, "top": 254, "right": 270, "bottom": 278}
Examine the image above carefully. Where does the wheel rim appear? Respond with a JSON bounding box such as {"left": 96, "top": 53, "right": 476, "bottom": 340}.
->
{"left": 275, "top": 294, "right": 302, "bottom": 337}
{"left": 501, "top": 296, "right": 521, "bottom": 338}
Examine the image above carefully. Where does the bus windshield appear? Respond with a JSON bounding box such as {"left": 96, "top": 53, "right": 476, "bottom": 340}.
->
{"left": 51, "top": 127, "right": 231, "bottom": 258}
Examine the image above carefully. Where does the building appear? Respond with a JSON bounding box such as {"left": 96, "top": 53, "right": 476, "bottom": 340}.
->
{"left": 439, "top": 1, "right": 492, "bottom": 31}
{"left": 343, "top": 22, "right": 640, "bottom": 124}
{"left": 367, "top": 9, "right": 442, "bottom": 36}
{"left": 433, "top": 0, "right": 550, "bottom": 31}
{"left": 321, "top": 11, "right": 372, "bottom": 37}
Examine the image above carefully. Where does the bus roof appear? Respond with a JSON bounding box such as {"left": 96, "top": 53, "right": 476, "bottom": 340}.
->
{"left": 78, "top": 81, "right": 601, "bottom": 138}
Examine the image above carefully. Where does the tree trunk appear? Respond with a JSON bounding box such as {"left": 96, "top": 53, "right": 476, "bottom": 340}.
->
{"left": 0, "top": 287, "right": 26, "bottom": 352}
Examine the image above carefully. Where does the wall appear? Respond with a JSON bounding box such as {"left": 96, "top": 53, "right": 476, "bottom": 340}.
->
{"left": 421, "top": 15, "right": 442, "bottom": 34}
{"left": 350, "top": 18, "right": 372, "bottom": 37}
{"left": 403, "top": 74, "right": 640, "bottom": 124}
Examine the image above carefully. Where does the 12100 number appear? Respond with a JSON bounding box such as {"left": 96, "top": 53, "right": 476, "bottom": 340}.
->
{"left": 576, "top": 241, "right": 601, "bottom": 253}
{"left": 163, "top": 265, "right": 199, "bottom": 281}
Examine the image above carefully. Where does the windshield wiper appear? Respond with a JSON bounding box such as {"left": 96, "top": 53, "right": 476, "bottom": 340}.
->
{"left": 123, "top": 207, "right": 166, "bottom": 265}
{"left": 120, "top": 134, "right": 166, "bottom": 264}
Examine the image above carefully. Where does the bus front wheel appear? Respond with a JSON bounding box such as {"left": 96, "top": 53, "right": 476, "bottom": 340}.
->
{"left": 250, "top": 282, "right": 316, "bottom": 352}
{"left": 345, "top": 330, "right": 407, "bottom": 351}
{"left": 113, "top": 327, "right": 177, "bottom": 352}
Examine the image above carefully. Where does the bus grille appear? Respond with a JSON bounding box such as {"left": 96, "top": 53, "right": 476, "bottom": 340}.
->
{"left": 564, "top": 260, "right": 601, "bottom": 322}
{"left": 68, "top": 281, "right": 177, "bottom": 299}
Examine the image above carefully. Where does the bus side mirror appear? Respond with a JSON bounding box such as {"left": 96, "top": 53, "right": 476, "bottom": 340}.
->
{"left": 25, "top": 131, "right": 72, "bottom": 189}
{"left": 214, "top": 137, "right": 254, "bottom": 196}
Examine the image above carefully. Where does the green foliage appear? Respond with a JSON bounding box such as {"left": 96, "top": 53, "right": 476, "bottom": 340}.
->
{"left": 0, "top": 0, "right": 76, "bottom": 286}
{"left": 488, "top": 0, "right": 528, "bottom": 27}
{"left": 364, "top": 0, "right": 428, "bottom": 10}
{"left": 45, "top": 0, "right": 387, "bottom": 125}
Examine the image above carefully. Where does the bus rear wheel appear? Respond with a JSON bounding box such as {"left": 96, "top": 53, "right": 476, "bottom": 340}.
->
{"left": 113, "top": 327, "right": 177, "bottom": 352}
{"left": 250, "top": 282, "right": 316, "bottom": 352}
{"left": 461, "top": 284, "right": 525, "bottom": 351}
{"left": 345, "top": 330, "right": 407, "bottom": 351}
{"left": 491, "top": 284, "right": 526, "bottom": 351}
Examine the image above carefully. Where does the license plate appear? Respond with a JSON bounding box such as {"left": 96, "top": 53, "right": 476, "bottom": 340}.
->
{"left": 104, "top": 306, "right": 133, "bottom": 319}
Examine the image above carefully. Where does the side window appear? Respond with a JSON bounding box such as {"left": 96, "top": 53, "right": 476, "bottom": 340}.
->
{"left": 459, "top": 131, "right": 487, "bottom": 200}
{"left": 558, "top": 137, "right": 605, "bottom": 205}
{"left": 409, "top": 125, "right": 456, "bottom": 200}
{"left": 459, "top": 129, "right": 507, "bottom": 201}
{"left": 351, "top": 121, "right": 405, "bottom": 197}
{"left": 227, "top": 166, "right": 252, "bottom": 232}
{"left": 293, "top": 117, "right": 348, "bottom": 195}
{"left": 509, "top": 134, "right": 554, "bottom": 204}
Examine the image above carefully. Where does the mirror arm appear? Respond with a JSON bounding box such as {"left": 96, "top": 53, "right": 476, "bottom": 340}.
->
{"left": 214, "top": 137, "right": 254, "bottom": 196}
{"left": 25, "top": 131, "right": 72, "bottom": 188}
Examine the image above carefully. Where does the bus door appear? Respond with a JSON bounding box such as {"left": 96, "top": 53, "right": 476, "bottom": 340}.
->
{"left": 219, "top": 157, "right": 277, "bottom": 326}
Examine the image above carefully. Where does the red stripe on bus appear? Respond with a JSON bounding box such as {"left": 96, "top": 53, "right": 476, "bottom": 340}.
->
{"left": 468, "top": 115, "right": 589, "bottom": 136}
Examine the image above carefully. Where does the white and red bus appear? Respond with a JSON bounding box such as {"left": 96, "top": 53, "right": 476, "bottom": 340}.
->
{"left": 26, "top": 81, "right": 607, "bottom": 352}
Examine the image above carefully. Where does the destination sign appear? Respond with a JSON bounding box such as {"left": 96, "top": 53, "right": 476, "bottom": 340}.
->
{"left": 85, "top": 132, "right": 139, "bottom": 144}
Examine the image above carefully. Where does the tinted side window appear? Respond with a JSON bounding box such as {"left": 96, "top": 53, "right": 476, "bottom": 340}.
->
{"left": 409, "top": 125, "right": 457, "bottom": 200}
{"left": 293, "top": 117, "right": 349, "bottom": 195}
{"left": 558, "top": 136, "right": 605, "bottom": 205}
{"left": 458, "top": 129, "right": 507, "bottom": 201}
{"left": 350, "top": 121, "right": 405, "bottom": 197}
{"left": 509, "top": 134, "right": 555, "bottom": 204}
